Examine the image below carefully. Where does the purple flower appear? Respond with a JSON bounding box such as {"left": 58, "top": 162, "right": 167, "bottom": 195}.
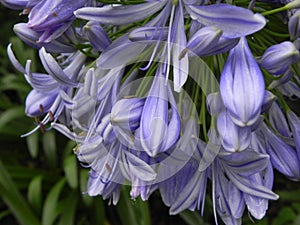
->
{"left": 220, "top": 37, "right": 265, "bottom": 127}
{"left": 288, "top": 10, "right": 300, "bottom": 40}
{"left": 139, "top": 73, "right": 180, "bottom": 157}
{"left": 110, "top": 97, "right": 145, "bottom": 132}
{"left": 268, "top": 102, "right": 291, "bottom": 137}
{"left": 13, "top": 23, "right": 76, "bottom": 53}
{"left": 28, "top": 0, "right": 87, "bottom": 42}
{"left": 1, "top": 0, "right": 29, "bottom": 9}
{"left": 185, "top": 3, "right": 266, "bottom": 38}
{"left": 7, "top": 44, "right": 85, "bottom": 134}
{"left": 83, "top": 21, "right": 111, "bottom": 52}
{"left": 259, "top": 41, "right": 300, "bottom": 75}
{"left": 259, "top": 123, "right": 300, "bottom": 180}
{"left": 212, "top": 149, "right": 278, "bottom": 224}
{"left": 217, "top": 110, "right": 252, "bottom": 152}
{"left": 74, "top": 1, "right": 167, "bottom": 25}
{"left": 287, "top": 110, "right": 300, "bottom": 161}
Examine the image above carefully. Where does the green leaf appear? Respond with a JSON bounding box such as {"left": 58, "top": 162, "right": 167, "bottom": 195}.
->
{"left": 79, "top": 169, "right": 93, "bottom": 206}
{"left": 0, "top": 160, "right": 40, "bottom": 225}
{"left": 116, "top": 187, "right": 139, "bottom": 225}
{"left": 57, "top": 190, "right": 78, "bottom": 225}
{"left": 42, "top": 178, "right": 66, "bottom": 225}
{"left": 134, "top": 198, "right": 151, "bottom": 225}
{"left": 26, "top": 132, "right": 40, "bottom": 158}
{"left": 0, "top": 210, "right": 11, "bottom": 221}
{"left": 273, "top": 207, "right": 296, "bottom": 225}
{"left": 0, "top": 106, "right": 25, "bottom": 129}
{"left": 63, "top": 155, "right": 78, "bottom": 189}
{"left": 42, "top": 131, "right": 57, "bottom": 168}
{"left": 179, "top": 210, "right": 208, "bottom": 225}
{"left": 92, "top": 196, "right": 106, "bottom": 225}
{"left": 28, "top": 175, "right": 43, "bottom": 214}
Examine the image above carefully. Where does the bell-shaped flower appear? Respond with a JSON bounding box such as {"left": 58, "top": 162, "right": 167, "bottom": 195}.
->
{"left": 268, "top": 102, "right": 291, "bottom": 137}
{"left": 28, "top": 0, "right": 87, "bottom": 42}
{"left": 288, "top": 10, "right": 300, "bottom": 40}
{"left": 121, "top": 150, "right": 157, "bottom": 201}
{"left": 74, "top": 1, "right": 167, "bottom": 25}
{"left": 220, "top": 37, "right": 265, "bottom": 127}
{"left": 110, "top": 97, "right": 145, "bottom": 132}
{"left": 277, "top": 80, "right": 300, "bottom": 99}
{"left": 96, "top": 34, "right": 149, "bottom": 69}
{"left": 260, "top": 123, "right": 300, "bottom": 180}
{"left": 268, "top": 69, "right": 294, "bottom": 90}
{"left": 7, "top": 44, "right": 85, "bottom": 135}
{"left": 213, "top": 149, "right": 279, "bottom": 225}
{"left": 139, "top": 74, "right": 180, "bottom": 157}
{"left": 185, "top": 3, "right": 266, "bottom": 38}
{"left": 261, "top": 90, "right": 277, "bottom": 113}
{"left": 83, "top": 21, "right": 111, "bottom": 52}
{"left": 84, "top": 141, "right": 124, "bottom": 204}
{"left": 259, "top": 41, "right": 300, "bottom": 75}
{"left": 158, "top": 120, "right": 207, "bottom": 215}
{"left": 287, "top": 110, "right": 300, "bottom": 160}
{"left": 217, "top": 111, "right": 252, "bottom": 152}
{"left": 1, "top": 0, "right": 29, "bottom": 9}
{"left": 179, "top": 26, "right": 223, "bottom": 59}
{"left": 13, "top": 23, "right": 76, "bottom": 53}
{"left": 172, "top": 0, "right": 189, "bottom": 92}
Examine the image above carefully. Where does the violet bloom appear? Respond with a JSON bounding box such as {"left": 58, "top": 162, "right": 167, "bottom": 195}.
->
{"left": 7, "top": 44, "right": 85, "bottom": 134}
{"left": 287, "top": 110, "right": 300, "bottom": 161}
{"left": 259, "top": 41, "right": 300, "bottom": 76}
{"left": 268, "top": 102, "right": 291, "bottom": 137}
{"left": 212, "top": 149, "right": 278, "bottom": 225}
{"left": 13, "top": 23, "right": 76, "bottom": 53}
{"left": 217, "top": 110, "right": 251, "bottom": 152}
{"left": 139, "top": 72, "right": 180, "bottom": 157}
{"left": 27, "top": 0, "right": 88, "bottom": 42}
{"left": 288, "top": 10, "right": 300, "bottom": 40}
{"left": 220, "top": 37, "right": 265, "bottom": 127}
{"left": 75, "top": 0, "right": 266, "bottom": 91}
{"left": 259, "top": 123, "right": 300, "bottom": 180}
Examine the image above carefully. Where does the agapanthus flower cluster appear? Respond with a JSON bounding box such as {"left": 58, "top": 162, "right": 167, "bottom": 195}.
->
{"left": 3, "top": 0, "right": 300, "bottom": 224}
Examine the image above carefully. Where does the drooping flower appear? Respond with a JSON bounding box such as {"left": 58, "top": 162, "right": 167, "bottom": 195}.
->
{"left": 212, "top": 149, "right": 278, "bottom": 225}
{"left": 27, "top": 0, "right": 88, "bottom": 42}
{"left": 7, "top": 44, "right": 86, "bottom": 133}
{"left": 259, "top": 41, "right": 300, "bottom": 75}
{"left": 220, "top": 37, "right": 265, "bottom": 127}
{"left": 259, "top": 123, "right": 300, "bottom": 180}
{"left": 139, "top": 71, "right": 181, "bottom": 157}
{"left": 217, "top": 110, "right": 252, "bottom": 152}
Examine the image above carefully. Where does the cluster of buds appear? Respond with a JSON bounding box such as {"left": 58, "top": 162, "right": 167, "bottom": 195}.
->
{"left": 2, "top": 0, "right": 300, "bottom": 224}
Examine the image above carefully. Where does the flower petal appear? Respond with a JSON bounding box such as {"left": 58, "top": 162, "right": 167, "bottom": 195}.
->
{"left": 74, "top": 1, "right": 167, "bottom": 25}
{"left": 186, "top": 3, "right": 266, "bottom": 38}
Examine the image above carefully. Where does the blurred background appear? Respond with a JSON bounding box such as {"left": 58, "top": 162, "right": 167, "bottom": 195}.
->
{"left": 0, "top": 5, "right": 300, "bottom": 225}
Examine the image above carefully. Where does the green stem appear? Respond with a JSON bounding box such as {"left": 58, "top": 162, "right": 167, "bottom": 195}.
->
{"left": 261, "top": 5, "right": 289, "bottom": 16}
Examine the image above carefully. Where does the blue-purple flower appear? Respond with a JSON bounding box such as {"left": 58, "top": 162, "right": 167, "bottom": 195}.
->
{"left": 220, "top": 37, "right": 265, "bottom": 127}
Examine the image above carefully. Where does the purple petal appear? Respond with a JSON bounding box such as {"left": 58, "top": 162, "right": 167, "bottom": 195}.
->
{"left": 287, "top": 110, "right": 300, "bottom": 160}
{"left": 83, "top": 21, "right": 111, "bottom": 52}
{"left": 74, "top": 1, "right": 167, "bottom": 25}
{"left": 140, "top": 76, "right": 169, "bottom": 157}
{"left": 217, "top": 111, "right": 251, "bottom": 152}
{"left": 13, "top": 23, "right": 76, "bottom": 53}
{"left": 259, "top": 41, "right": 300, "bottom": 75}
{"left": 39, "top": 48, "right": 77, "bottom": 86}
{"left": 220, "top": 150, "right": 269, "bottom": 176}
{"left": 269, "top": 102, "right": 291, "bottom": 137}
{"left": 220, "top": 37, "right": 265, "bottom": 126}
{"left": 25, "top": 89, "right": 59, "bottom": 116}
{"left": 186, "top": 4, "right": 266, "bottom": 38}
{"left": 172, "top": 1, "right": 189, "bottom": 92}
